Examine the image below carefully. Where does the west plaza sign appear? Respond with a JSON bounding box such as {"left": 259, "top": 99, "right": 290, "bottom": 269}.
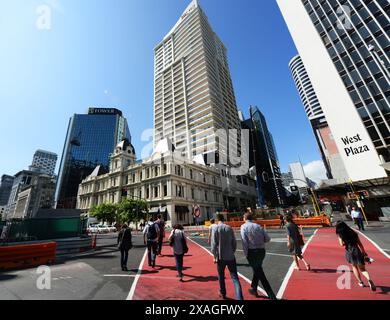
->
{"left": 341, "top": 134, "right": 370, "bottom": 157}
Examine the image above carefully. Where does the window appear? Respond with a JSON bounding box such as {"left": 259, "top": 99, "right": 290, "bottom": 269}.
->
{"left": 163, "top": 184, "right": 168, "bottom": 197}
{"left": 191, "top": 188, "right": 195, "bottom": 199}
{"left": 154, "top": 186, "right": 159, "bottom": 198}
{"left": 146, "top": 187, "right": 150, "bottom": 199}
{"left": 146, "top": 168, "right": 150, "bottom": 179}
{"left": 204, "top": 191, "right": 208, "bottom": 201}
{"left": 190, "top": 169, "right": 193, "bottom": 179}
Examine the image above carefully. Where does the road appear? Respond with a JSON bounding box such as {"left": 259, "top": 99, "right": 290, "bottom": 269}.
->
{"left": 0, "top": 225, "right": 389, "bottom": 300}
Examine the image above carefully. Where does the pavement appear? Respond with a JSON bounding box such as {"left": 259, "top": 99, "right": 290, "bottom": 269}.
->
{"left": 0, "top": 224, "right": 389, "bottom": 300}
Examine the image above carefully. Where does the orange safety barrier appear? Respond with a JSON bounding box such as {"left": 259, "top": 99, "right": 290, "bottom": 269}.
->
{"left": 0, "top": 242, "right": 56, "bottom": 271}
{"left": 225, "top": 216, "right": 331, "bottom": 229}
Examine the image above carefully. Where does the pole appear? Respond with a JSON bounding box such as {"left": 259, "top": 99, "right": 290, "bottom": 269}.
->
{"left": 311, "top": 188, "right": 321, "bottom": 216}
{"left": 349, "top": 179, "right": 369, "bottom": 226}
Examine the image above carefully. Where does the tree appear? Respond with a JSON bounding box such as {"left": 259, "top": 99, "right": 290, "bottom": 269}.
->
{"left": 118, "top": 198, "right": 148, "bottom": 229}
{"left": 89, "top": 203, "right": 118, "bottom": 225}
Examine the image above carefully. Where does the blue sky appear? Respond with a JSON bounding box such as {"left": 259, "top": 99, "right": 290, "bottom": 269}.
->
{"left": 0, "top": 0, "right": 326, "bottom": 180}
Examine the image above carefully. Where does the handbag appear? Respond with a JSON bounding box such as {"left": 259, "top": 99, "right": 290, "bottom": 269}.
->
{"left": 298, "top": 233, "right": 305, "bottom": 247}
{"left": 181, "top": 232, "right": 189, "bottom": 254}
{"left": 169, "top": 230, "right": 175, "bottom": 247}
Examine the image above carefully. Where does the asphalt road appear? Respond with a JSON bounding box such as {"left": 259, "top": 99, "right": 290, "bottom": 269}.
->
{"left": 0, "top": 225, "right": 388, "bottom": 300}
{"left": 0, "top": 233, "right": 147, "bottom": 300}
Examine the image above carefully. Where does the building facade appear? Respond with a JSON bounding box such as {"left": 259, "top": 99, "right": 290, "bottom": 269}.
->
{"left": 0, "top": 175, "right": 14, "bottom": 206}
{"left": 77, "top": 139, "right": 225, "bottom": 226}
{"left": 5, "top": 170, "right": 56, "bottom": 220}
{"left": 241, "top": 107, "right": 285, "bottom": 208}
{"left": 12, "top": 175, "right": 56, "bottom": 220}
{"left": 277, "top": 0, "right": 389, "bottom": 182}
{"left": 29, "top": 149, "right": 58, "bottom": 176}
{"left": 289, "top": 54, "right": 349, "bottom": 182}
{"left": 55, "top": 108, "right": 131, "bottom": 209}
{"left": 153, "top": 0, "right": 241, "bottom": 162}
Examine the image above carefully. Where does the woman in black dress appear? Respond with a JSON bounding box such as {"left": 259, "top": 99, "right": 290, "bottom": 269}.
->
{"left": 285, "top": 215, "right": 311, "bottom": 271}
{"left": 335, "top": 221, "right": 376, "bottom": 291}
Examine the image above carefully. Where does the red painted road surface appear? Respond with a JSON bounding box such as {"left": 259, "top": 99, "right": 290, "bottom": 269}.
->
{"left": 131, "top": 236, "right": 266, "bottom": 300}
{"left": 282, "top": 228, "right": 390, "bottom": 300}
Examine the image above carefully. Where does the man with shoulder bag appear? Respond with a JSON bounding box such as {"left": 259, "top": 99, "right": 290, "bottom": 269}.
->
{"left": 117, "top": 224, "right": 133, "bottom": 271}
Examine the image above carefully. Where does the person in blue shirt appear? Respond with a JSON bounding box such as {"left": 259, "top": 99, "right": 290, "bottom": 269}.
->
{"left": 240, "top": 212, "right": 277, "bottom": 300}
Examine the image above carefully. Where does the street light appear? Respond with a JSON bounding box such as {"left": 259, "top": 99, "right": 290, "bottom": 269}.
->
{"left": 368, "top": 44, "right": 390, "bottom": 83}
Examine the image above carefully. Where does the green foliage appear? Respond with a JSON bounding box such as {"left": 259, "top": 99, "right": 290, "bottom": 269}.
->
{"left": 118, "top": 198, "right": 148, "bottom": 224}
{"left": 89, "top": 203, "right": 118, "bottom": 224}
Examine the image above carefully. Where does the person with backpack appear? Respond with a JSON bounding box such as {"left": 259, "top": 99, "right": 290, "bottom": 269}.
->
{"left": 211, "top": 213, "right": 243, "bottom": 300}
{"left": 117, "top": 224, "right": 133, "bottom": 271}
{"left": 156, "top": 214, "right": 166, "bottom": 256}
{"left": 336, "top": 221, "right": 376, "bottom": 291}
{"left": 285, "top": 215, "right": 311, "bottom": 271}
{"left": 241, "top": 212, "right": 277, "bottom": 300}
{"left": 143, "top": 217, "right": 160, "bottom": 268}
{"left": 168, "top": 224, "right": 188, "bottom": 281}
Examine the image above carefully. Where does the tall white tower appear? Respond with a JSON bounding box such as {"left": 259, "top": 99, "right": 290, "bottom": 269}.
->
{"left": 153, "top": 0, "right": 241, "bottom": 162}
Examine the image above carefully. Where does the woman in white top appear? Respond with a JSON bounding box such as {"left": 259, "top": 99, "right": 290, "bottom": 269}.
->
{"left": 168, "top": 224, "right": 187, "bottom": 281}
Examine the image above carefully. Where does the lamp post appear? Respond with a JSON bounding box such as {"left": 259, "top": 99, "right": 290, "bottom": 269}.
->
{"left": 368, "top": 44, "right": 390, "bottom": 83}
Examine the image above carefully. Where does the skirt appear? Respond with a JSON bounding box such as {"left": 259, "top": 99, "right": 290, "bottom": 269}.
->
{"left": 346, "top": 244, "right": 365, "bottom": 266}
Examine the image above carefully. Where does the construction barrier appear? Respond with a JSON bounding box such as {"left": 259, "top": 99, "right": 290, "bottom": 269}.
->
{"left": 225, "top": 216, "right": 331, "bottom": 229}
{"left": 55, "top": 237, "right": 94, "bottom": 255}
{"left": 0, "top": 242, "right": 56, "bottom": 271}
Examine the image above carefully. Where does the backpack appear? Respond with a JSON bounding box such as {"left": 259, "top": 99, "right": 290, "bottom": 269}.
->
{"left": 147, "top": 223, "right": 158, "bottom": 240}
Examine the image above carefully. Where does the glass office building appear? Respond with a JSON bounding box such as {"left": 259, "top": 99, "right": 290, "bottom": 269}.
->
{"left": 301, "top": 0, "right": 390, "bottom": 162}
{"left": 241, "top": 107, "right": 285, "bottom": 207}
{"left": 55, "top": 108, "right": 131, "bottom": 209}
{"left": 278, "top": 0, "right": 389, "bottom": 181}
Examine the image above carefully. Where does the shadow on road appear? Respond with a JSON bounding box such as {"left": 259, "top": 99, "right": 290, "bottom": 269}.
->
{"left": 0, "top": 274, "right": 18, "bottom": 281}
{"left": 181, "top": 274, "right": 218, "bottom": 283}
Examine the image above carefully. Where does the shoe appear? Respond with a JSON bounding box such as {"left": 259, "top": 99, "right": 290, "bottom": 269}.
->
{"left": 123, "top": 267, "right": 128, "bottom": 271}
{"left": 368, "top": 280, "right": 376, "bottom": 292}
{"left": 219, "top": 293, "right": 227, "bottom": 299}
{"left": 306, "top": 264, "right": 311, "bottom": 271}
{"left": 152, "top": 261, "right": 156, "bottom": 268}
{"left": 248, "top": 288, "right": 260, "bottom": 298}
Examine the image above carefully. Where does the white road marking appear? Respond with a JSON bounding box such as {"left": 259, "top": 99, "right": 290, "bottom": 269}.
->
{"left": 234, "top": 249, "right": 291, "bottom": 258}
{"left": 187, "top": 237, "right": 269, "bottom": 298}
{"left": 104, "top": 274, "right": 137, "bottom": 278}
{"left": 276, "top": 228, "right": 318, "bottom": 300}
{"left": 356, "top": 230, "right": 390, "bottom": 260}
{"left": 126, "top": 248, "right": 148, "bottom": 300}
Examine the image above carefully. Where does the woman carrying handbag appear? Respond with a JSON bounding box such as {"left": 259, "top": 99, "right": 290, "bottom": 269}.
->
{"left": 285, "top": 215, "right": 311, "bottom": 271}
{"left": 168, "top": 224, "right": 188, "bottom": 281}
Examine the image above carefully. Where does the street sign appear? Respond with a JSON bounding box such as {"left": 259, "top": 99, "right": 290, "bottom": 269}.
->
{"left": 347, "top": 190, "right": 369, "bottom": 200}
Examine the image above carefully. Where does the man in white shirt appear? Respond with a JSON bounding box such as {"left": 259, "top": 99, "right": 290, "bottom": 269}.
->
{"left": 351, "top": 207, "right": 365, "bottom": 231}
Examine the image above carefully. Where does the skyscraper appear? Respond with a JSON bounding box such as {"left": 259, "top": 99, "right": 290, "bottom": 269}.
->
{"left": 277, "top": 0, "right": 389, "bottom": 182}
{"left": 55, "top": 108, "right": 131, "bottom": 209}
{"left": 241, "top": 107, "right": 285, "bottom": 207}
{"left": 29, "top": 149, "right": 58, "bottom": 176}
{"left": 0, "top": 175, "right": 14, "bottom": 206}
{"left": 289, "top": 55, "right": 349, "bottom": 182}
{"left": 153, "top": 0, "right": 241, "bottom": 162}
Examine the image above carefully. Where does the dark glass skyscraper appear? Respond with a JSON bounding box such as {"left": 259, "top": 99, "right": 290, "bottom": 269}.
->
{"left": 241, "top": 107, "right": 285, "bottom": 208}
{"left": 55, "top": 108, "right": 131, "bottom": 209}
{"left": 0, "top": 175, "right": 14, "bottom": 206}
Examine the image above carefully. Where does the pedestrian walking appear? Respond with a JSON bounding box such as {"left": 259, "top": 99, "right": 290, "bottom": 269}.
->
{"left": 156, "top": 214, "right": 166, "bottom": 256}
{"left": 336, "top": 221, "right": 376, "bottom": 291}
{"left": 117, "top": 224, "right": 133, "bottom": 271}
{"left": 211, "top": 213, "right": 243, "bottom": 300}
{"left": 241, "top": 212, "right": 277, "bottom": 300}
{"left": 168, "top": 224, "right": 188, "bottom": 281}
{"left": 209, "top": 218, "right": 219, "bottom": 264}
{"left": 143, "top": 217, "right": 160, "bottom": 268}
{"left": 351, "top": 207, "right": 365, "bottom": 231}
{"left": 285, "top": 215, "right": 311, "bottom": 271}
{"left": 279, "top": 213, "right": 285, "bottom": 229}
